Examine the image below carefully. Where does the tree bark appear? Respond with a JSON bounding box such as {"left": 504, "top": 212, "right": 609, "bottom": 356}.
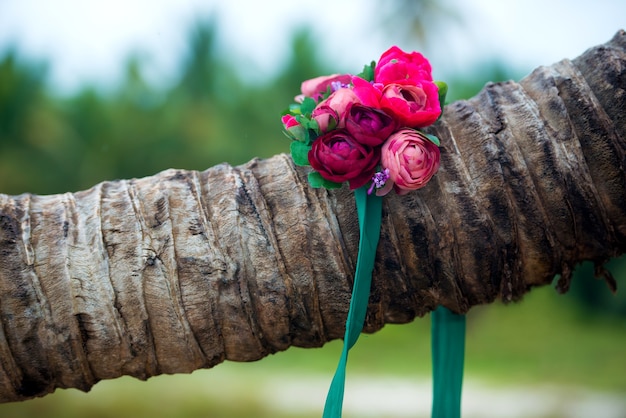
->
{"left": 0, "top": 31, "right": 625, "bottom": 403}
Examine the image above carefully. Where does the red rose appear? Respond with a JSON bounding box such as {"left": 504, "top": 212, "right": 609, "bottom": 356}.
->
{"left": 379, "top": 81, "right": 441, "bottom": 128}
{"left": 345, "top": 103, "right": 396, "bottom": 146}
{"left": 379, "top": 128, "right": 440, "bottom": 195}
{"left": 308, "top": 129, "right": 380, "bottom": 189}
{"left": 374, "top": 46, "right": 433, "bottom": 85}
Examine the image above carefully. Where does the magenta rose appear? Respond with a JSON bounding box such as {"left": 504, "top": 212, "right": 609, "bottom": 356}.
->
{"left": 345, "top": 103, "right": 396, "bottom": 146}
{"left": 379, "top": 81, "right": 441, "bottom": 128}
{"left": 374, "top": 46, "right": 433, "bottom": 85}
{"left": 378, "top": 128, "right": 440, "bottom": 195}
{"left": 308, "top": 129, "right": 380, "bottom": 189}
{"left": 300, "top": 74, "right": 352, "bottom": 101}
{"left": 350, "top": 76, "right": 383, "bottom": 108}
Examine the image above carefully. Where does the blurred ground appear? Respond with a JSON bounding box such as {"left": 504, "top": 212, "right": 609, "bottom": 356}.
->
{"left": 1, "top": 364, "right": 625, "bottom": 418}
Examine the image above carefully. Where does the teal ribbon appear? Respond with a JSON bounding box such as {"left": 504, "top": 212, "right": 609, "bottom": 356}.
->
{"left": 322, "top": 186, "right": 383, "bottom": 418}
{"left": 321, "top": 187, "right": 466, "bottom": 418}
{"left": 431, "top": 306, "right": 466, "bottom": 418}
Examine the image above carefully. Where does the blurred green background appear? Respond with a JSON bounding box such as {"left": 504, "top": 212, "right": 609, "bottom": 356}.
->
{"left": 0, "top": 1, "right": 625, "bottom": 417}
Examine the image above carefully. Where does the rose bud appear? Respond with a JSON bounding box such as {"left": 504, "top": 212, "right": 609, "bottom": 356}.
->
{"left": 380, "top": 81, "right": 441, "bottom": 128}
{"left": 308, "top": 129, "right": 380, "bottom": 189}
{"left": 345, "top": 103, "right": 396, "bottom": 146}
{"left": 281, "top": 114, "right": 306, "bottom": 141}
{"left": 379, "top": 128, "right": 440, "bottom": 195}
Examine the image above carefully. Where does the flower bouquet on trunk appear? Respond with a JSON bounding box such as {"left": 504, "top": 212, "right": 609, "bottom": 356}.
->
{"left": 282, "top": 46, "right": 447, "bottom": 195}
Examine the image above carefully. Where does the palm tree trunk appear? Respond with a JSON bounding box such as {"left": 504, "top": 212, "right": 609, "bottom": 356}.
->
{"left": 0, "top": 30, "right": 625, "bottom": 403}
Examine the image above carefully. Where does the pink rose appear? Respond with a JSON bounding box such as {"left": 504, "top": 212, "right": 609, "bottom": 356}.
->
{"left": 380, "top": 81, "right": 441, "bottom": 128}
{"left": 312, "top": 88, "right": 357, "bottom": 131}
{"left": 308, "top": 129, "right": 380, "bottom": 189}
{"left": 311, "top": 104, "right": 340, "bottom": 133}
{"left": 378, "top": 128, "right": 440, "bottom": 195}
{"left": 374, "top": 46, "right": 433, "bottom": 85}
{"left": 345, "top": 103, "right": 396, "bottom": 146}
{"left": 300, "top": 74, "right": 352, "bottom": 101}
{"left": 312, "top": 77, "right": 383, "bottom": 132}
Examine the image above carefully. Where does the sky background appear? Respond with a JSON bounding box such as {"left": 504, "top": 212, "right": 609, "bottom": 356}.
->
{"left": 0, "top": 0, "right": 624, "bottom": 92}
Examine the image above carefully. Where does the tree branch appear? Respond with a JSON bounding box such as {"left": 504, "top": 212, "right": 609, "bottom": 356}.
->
{"left": 0, "top": 30, "right": 624, "bottom": 403}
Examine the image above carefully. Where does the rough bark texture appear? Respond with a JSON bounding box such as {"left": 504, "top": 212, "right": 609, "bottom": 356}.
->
{"left": 0, "top": 31, "right": 625, "bottom": 403}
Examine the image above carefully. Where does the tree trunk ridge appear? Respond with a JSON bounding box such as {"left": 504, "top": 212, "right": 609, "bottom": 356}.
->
{"left": 0, "top": 31, "right": 624, "bottom": 402}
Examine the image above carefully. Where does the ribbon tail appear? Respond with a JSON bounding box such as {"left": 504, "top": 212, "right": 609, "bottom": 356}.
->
{"left": 322, "top": 186, "right": 383, "bottom": 418}
{"left": 431, "top": 306, "right": 466, "bottom": 418}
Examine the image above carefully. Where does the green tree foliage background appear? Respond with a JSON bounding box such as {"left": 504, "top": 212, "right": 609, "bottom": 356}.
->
{"left": 0, "top": 20, "right": 332, "bottom": 195}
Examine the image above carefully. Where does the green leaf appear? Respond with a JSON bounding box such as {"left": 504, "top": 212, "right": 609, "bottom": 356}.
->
{"left": 308, "top": 171, "right": 324, "bottom": 188}
{"left": 282, "top": 129, "right": 295, "bottom": 141}
{"left": 435, "top": 81, "right": 448, "bottom": 122}
{"left": 356, "top": 61, "right": 376, "bottom": 82}
{"left": 435, "top": 80, "right": 448, "bottom": 104}
{"left": 323, "top": 179, "right": 342, "bottom": 189}
{"left": 283, "top": 125, "right": 307, "bottom": 142}
{"left": 424, "top": 133, "right": 441, "bottom": 147}
{"left": 290, "top": 141, "right": 311, "bottom": 166}
{"left": 321, "top": 85, "right": 333, "bottom": 101}
{"left": 294, "top": 116, "right": 320, "bottom": 143}
{"left": 308, "top": 171, "right": 342, "bottom": 189}
{"left": 288, "top": 103, "right": 302, "bottom": 115}
{"left": 300, "top": 97, "right": 317, "bottom": 116}
{"left": 298, "top": 116, "right": 318, "bottom": 132}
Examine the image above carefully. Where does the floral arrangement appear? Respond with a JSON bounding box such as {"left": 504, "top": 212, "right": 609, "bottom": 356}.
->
{"left": 281, "top": 46, "right": 446, "bottom": 196}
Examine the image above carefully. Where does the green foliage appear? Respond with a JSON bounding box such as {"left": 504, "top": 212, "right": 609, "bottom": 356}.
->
{"left": 308, "top": 171, "right": 341, "bottom": 189}
{"left": 424, "top": 133, "right": 440, "bottom": 146}
{"left": 289, "top": 140, "right": 311, "bottom": 166}
{"left": 569, "top": 255, "right": 626, "bottom": 317}
{"left": 0, "top": 21, "right": 329, "bottom": 195}
{"left": 356, "top": 61, "right": 376, "bottom": 82}
{"left": 299, "top": 97, "right": 317, "bottom": 116}
{"left": 435, "top": 80, "right": 448, "bottom": 120}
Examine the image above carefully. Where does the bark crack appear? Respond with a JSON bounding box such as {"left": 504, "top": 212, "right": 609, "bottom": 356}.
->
{"left": 163, "top": 176, "right": 206, "bottom": 364}
{"left": 124, "top": 179, "right": 159, "bottom": 373}
{"left": 62, "top": 192, "right": 98, "bottom": 383}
